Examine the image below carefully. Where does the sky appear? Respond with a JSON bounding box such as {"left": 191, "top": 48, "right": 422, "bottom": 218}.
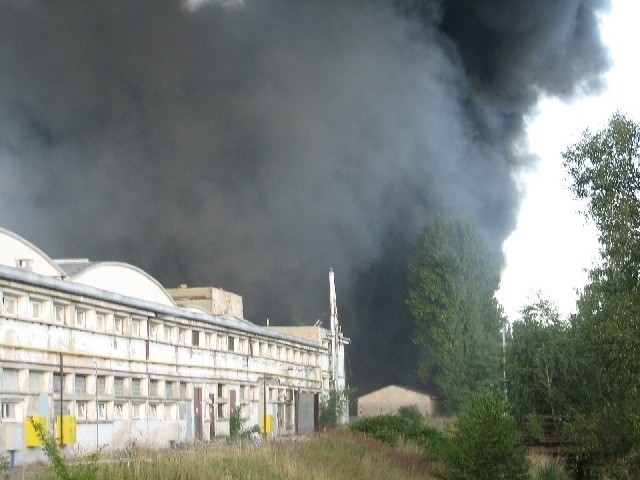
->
{"left": 497, "top": 0, "right": 640, "bottom": 321}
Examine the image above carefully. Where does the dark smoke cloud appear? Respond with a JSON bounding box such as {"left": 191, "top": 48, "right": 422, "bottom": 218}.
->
{"left": 0, "top": 0, "right": 609, "bottom": 392}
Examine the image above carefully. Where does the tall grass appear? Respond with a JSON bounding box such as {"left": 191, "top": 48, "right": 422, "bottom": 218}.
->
{"left": 26, "top": 429, "right": 436, "bottom": 480}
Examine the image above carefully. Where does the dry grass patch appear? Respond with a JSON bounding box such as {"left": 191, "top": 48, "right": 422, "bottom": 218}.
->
{"left": 20, "top": 429, "right": 436, "bottom": 480}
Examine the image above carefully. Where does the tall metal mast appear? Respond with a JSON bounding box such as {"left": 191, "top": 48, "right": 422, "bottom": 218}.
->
{"left": 329, "top": 268, "right": 338, "bottom": 390}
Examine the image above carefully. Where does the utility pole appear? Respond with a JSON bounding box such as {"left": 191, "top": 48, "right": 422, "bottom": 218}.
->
{"left": 329, "top": 269, "right": 338, "bottom": 390}
{"left": 94, "top": 360, "right": 98, "bottom": 450}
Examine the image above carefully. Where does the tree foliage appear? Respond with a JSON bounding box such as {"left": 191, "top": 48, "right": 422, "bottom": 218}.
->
{"left": 441, "top": 389, "right": 531, "bottom": 480}
{"left": 318, "top": 388, "right": 350, "bottom": 429}
{"left": 506, "top": 296, "right": 577, "bottom": 428}
{"left": 407, "top": 217, "right": 504, "bottom": 412}
{"left": 562, "top": 113, "right": 640, "bottom": 477}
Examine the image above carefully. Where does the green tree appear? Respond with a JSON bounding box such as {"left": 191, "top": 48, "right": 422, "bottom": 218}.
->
{"left": 506, "top": 296, "right": 575, "bottom": 428}
{"left": 563, "top": 112, "right": 640, "bottom": 477}
{"left": 407, "top": 217, "right": 504, "bottom": 412}
{"left": 441, "top": 389, "right": 531, "bottom": 480}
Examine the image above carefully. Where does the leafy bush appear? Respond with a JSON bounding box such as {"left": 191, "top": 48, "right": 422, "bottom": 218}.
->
{"left": 440, "top": 390, "right": 531, "bottom": 480}
{"left": 319, "top": 389, "right": 350, "bottom": 429}
{"left": 396, "top": 405, "right": 424, "bottom": 424}
{"left": 350, "top": 414, "right": 444, "bottom": 459}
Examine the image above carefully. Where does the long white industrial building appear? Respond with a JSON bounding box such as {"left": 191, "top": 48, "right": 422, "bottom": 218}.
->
{"left": 0, "top": 227, "right": 349, "bottom": 466}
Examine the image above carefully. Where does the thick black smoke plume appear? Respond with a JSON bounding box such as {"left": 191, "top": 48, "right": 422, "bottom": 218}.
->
{"left": 0, "top": 0, "right": 609, "bottom": 392}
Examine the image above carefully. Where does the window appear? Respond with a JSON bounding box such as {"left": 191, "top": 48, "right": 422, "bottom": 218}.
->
{"left": 178, "top": 402, "right": 186, "bottom": 420}
{"left": 164, "top": 326, "right": 172, "bottom": 342}
{"left": 29, "top": 371, "right": 44, "bottom": 393}
{"left": 54, "top": 304, "right": 67, "bottom": 324}
{"left": 217, "top": 403, "right": 225, "bottom": 419}
{"left": 75, "top": 375, "right": 87, "bottom": 394}
{"left": 179, "top": 382, "right": 187, "bottom": 399}
{"left": 96, "top": 376, "right": 106, "bottom": 394}
{"left": 1, "top": 402, "right": 17, "bottom": 420}
{"left": 53, "top": 373, "right": 62, "bottom": 393}
{"left": 114, "top": 316, "right": 125, "bottom": 334}
{"left": 2, "top": 369, "right": 18, "bottom": 391}
{"left": 250, "top": 386, "right": 259, "bottom": 401}
{"left": 192, "top": 330, "right": 200, "bottom": 347}
{"left": 96, "top": 312, "right": 106, "bottom": 331}
{"left": 16, "top": 258, "right": 33, "bottom": 270}
{"left": 54, "top": 401, "right": 71, "bottom": 416}
{"left": 132, "top": 403, "right": 144, "bottom": 419}
{"left": 3, "top": 295, "right": 17, "bottom": 315}
{"left": 149, "top": 380, "right": 158, "bottom": 397}
{"left": 179, "top": 329, "right": 187, "bottom": 344}
{"left": 132, "top": 378, "right": 142, "bottom": 396}
{"left": 76, "top": 401, "right": 87, "bottom": 420}
{"left": 114, "top": 377, "right": 124, "bottom": 396}
{"left": 165, "top": 382, "right": 175, "bottom": 399}
{"left": 148, "top": 322, "right": 157, "bottom": 339}
{"left": 114, "top": 402, "right": 124, "bottom": 419}
{"left": 228, "top": 336, "right": 235, "bottom": 352}
{"left": 131, "top": 319, "right": 140, "bottom": 337}
{"left": 73, "top": 309, "right": 85, "bottom": 328}
{"left": 164, "top": 403, "right": 176, "bottom": 420}
{"left": 98, "top": 401, "right": 107, "bottom": 420}
{"left": 29, "top": 299, "right": 42, "bottom": 319}
{"left": 149, "top": 403, "right": 158, "bottom": 420}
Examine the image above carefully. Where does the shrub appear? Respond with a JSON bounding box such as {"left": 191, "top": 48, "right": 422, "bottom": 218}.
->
{"left": 397, "top": 405, "right": 424, "bottom": 424}
{"left": 319, "top": 389, "right": 350, "bottom": 429}
{"left": 440, "top": 390, "right": 531, "bottom": 480}
{"left": 229, "top": 407, "right": 260, "bottom": 440}
{"left": 350, "top": 414, "right": 444, "bottom": 459}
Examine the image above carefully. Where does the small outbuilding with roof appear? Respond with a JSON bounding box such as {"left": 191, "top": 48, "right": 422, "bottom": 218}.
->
{"left": 357, "top": 384, "right": 440, "bottom": 418}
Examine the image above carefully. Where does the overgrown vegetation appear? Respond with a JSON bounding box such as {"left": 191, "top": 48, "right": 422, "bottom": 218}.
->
{"left": 24, "top": 430, "right": 435, "bottom": 480}
{"left": 229, "top": 406, "right": 260, "bottom": 440}
{"left": 29, "top": 416, "right": 97, "bottom": 480}
{"left": 0, "top": 454, "right": 10, "bottom": 480}
{"left": 318, "top": 388, "right": 351, "bottom": 429}
{"left": 396, "top": 405, "right": 425, "bottom": 424}
{"left": 350, "top": 414, "right": 445, "bottom": 460}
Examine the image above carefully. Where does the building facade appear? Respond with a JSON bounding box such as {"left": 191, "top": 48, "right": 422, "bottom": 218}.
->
{"left": 0, "top": 227, "right": 349, "bottom": 466}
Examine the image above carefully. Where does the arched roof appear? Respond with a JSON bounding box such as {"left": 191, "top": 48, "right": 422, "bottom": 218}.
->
{"left": 69, "top": 262, "right": 176, "bottom": 307}
{"left": 0, "top": 227, "right": 67, "bottom": 277}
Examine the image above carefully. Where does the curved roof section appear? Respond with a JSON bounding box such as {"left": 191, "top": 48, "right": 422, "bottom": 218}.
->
{"left": 69, "top": 262, "right": 176, "bottom": 307}
{"left": 0, "top": 227, "right": 67, "bottom": 277}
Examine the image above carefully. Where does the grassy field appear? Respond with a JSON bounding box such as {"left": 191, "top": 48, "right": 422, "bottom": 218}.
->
{"left": 9, "top": 430, "right": 437, "bottom": 480}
